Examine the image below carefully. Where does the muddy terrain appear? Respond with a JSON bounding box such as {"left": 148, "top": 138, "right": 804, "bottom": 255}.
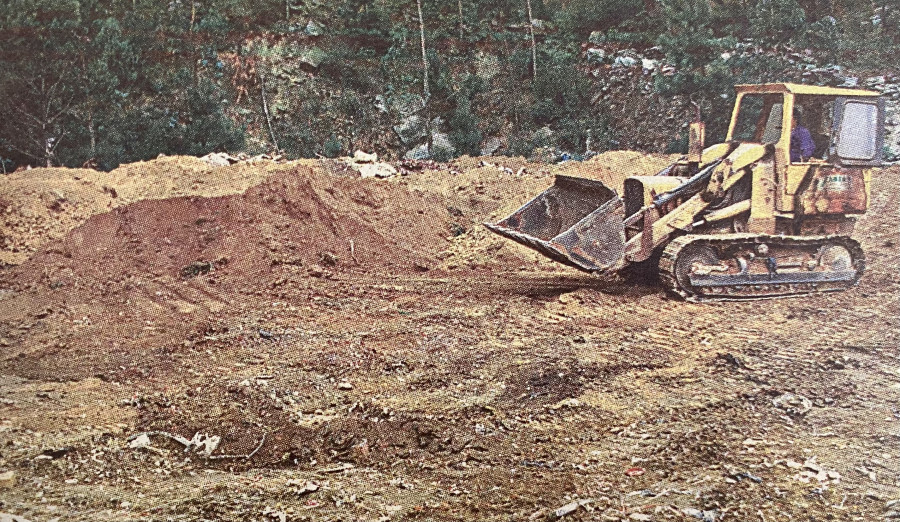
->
{"left": 0, "top": 153, "right": 898, "bottom": 522}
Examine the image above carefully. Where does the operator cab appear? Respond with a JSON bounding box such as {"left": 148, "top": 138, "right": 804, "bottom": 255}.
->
{"left": 728, "top": 83, "right": 884, "bottom": 167}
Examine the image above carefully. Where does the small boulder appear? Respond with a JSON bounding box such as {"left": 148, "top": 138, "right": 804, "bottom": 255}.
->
{"left": 298, "top": 46, "right": 326, "bottom": 68}
{"left": 390, "top": 94, "right": 425, "bottom": 116}
{"left": 586, "top": 48, "right": 607, "bottom": 64}
{"left": 200, "top": 152, "right": 235, "bottom": 167}
{"left": 0, "top": 471, "right": 16, "bottom": 489}
{"left": 481, "top": 137, "right": 502, "bottom": 156}
{"left": 394, "top": 115, "right": 427, "bottom": 144}
{"left": 358, "top": 163, "right": 397, "bottom": 179}
{"left": 128, "top": 434, "right": 152, "bottom": 450}
{"left": 353, "top": 150, "right": 378, "bottom": 163}
{"left": 404, "top": 144, "right": 431, "bottom": 161}
{"left": 305, "top": 19, "right": 324, "bottom": 36}
{"left": 532, "top": 126, "right": 555, "bottom": 147}
{"left": 431, "top": 133, "right": 456, "bottom": 160}
{"left": 614, "top": 55, "right": 638, "bottom": 67}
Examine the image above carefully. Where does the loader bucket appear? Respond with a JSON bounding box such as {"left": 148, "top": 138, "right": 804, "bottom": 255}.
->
{"left": 485, "top": 175, "right": 626, "bottom": 273}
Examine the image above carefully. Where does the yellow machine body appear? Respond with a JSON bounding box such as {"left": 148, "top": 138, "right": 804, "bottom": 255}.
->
{"left": 487, "top": 83, "right": 884, "bottom": 299}
{"left": 726, "top": 83, "right": 882, "bottom": 236}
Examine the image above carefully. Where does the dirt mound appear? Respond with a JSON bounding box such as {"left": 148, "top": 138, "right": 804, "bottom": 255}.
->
{"left": 0, "top": 149, "right": 681, "bottom": 302}
{"left": 398, "top": 152, "right": 678, "bottom": 271}
{"left": 0, "top": 155, "right": 312, "bottom": 266}
{"left": 0, "top": 151, "right": 675, "bottom": 268}
{"left": 554, "top": 149, "right": 678, "bottom": 193}
{"left": 10, "top": 164, "right": 452, "bottom": 295}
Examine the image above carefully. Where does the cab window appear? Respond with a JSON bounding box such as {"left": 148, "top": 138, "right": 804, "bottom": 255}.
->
{"left": 732, "top": 94, "right": 783, "bottom": 144}
{"left": 837, "top": 101, "right": 878, "bottom": 160}
{"left": 792, "top": 95, "right": 834, "bottom": 161}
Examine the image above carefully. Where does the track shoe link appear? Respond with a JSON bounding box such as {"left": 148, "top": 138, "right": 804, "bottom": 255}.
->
{"left": 659, "top": 234, "right": 865, "bottom": 301}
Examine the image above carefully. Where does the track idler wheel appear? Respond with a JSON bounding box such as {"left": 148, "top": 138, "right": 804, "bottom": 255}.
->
{"left": 672, "top": 243, "right": 720, "bottom": 293}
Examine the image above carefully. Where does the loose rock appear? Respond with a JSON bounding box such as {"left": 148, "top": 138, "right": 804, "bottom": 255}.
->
{"left": 0, "top": 471, "right": 15, "bottom": 489}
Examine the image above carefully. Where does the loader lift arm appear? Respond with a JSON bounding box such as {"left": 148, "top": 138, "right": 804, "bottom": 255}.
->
{"left": 623, "top": 143, "right": 769, "bottom": 263}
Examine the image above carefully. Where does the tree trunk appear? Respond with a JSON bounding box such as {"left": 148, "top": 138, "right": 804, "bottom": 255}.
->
{"left": 258, "top": 67, "right": 280, "bottom": 152}
{"left": 416, "top": 0, "right": 433, "bottom": 153}
{"left": 416, "top": 0, "right": 429, "bottom": 98}
{"left": 458, "top": 0, "right": 465, "bottom": 44}
{"left": 44, "top": 123, "right": 54, "bottom": 167}
{"left": 190, "top": 3, "right": 198, "bottom": 85}
{"left": 88, "top": 109, "right": 96, "bottom": 158}
{"left": 526, "top": 0, "right": 537, "bottom": 81}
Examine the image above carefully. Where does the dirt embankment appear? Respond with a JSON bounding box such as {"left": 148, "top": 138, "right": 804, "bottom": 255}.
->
{"left": 0, "top": 156, "right": 316, "bottom": 266}
{"left": 6, "top": 164, "right": 460, "bottom": 295}
{"left": 0, "top": 152, "right": 676, "bottom": 268}
{"left": 1, "top": 151, "right": 677, "bottom": 276}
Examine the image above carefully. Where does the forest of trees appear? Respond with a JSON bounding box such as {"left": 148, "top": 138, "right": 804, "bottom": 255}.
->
{"left": 1, "top": 0, "right": 898, "bottom": 171}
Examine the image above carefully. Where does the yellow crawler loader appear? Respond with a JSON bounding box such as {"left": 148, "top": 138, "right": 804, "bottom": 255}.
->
{"left": 486, "top": 83, "right": 885, "bottom": 300}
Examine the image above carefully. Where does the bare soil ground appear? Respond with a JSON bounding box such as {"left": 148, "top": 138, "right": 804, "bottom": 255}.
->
{"left": 0, "top": 153, "right": 898, "bottom": 522}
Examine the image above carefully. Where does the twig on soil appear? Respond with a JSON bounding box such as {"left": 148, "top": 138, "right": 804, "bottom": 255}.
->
{"left": 128, "top": 431, "right": 266, "bottom": 461}
{"left": 349, "top": 239, "right": 359, "bottom": 264}
{"left": 128, "top": 430, "right": 191, "bottom": 447}
{"left": 319, "top": 463, "right": 355, "bottom": 474}
{"left": 247, "top": 433, "right": 266, "bottom": 459}
{"left": 207, "top": 433, "right": 266, "bottom": 461}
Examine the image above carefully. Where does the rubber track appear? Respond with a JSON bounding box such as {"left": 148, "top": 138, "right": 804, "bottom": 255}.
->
{"left": 658, "top": 233, "right": 865, "bottom": 302}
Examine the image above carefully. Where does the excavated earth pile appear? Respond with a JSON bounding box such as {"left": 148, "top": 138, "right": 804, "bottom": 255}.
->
{"left": 16, "top": 164, "right": 452, "bottom": 291}
{"left": 0, "top": 156, "right": 312, "bottom": 266}
{"left": 0, "top": 155, "right": 898, "bottom": 522}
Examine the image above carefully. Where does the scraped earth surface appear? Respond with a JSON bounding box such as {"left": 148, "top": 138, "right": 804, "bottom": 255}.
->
{"left": 0, "top": 153, "right": 898, "bottom": 522}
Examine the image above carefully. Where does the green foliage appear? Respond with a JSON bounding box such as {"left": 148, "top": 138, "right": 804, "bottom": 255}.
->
{"left": 323, "top": 134, "right": 343, "bottom": 158}
{"left": 802, "top": 15, "right": 842, "bottom": 61}
{"left": 276, "top": 93, "right": 325, "bottom": 159}
{"left": 506, "top": 133, "right": 537, "bottom": 158}
{"left": 749, "top": 0, "right": 808, "bottom": 45}
{"left": 825, "top": 0, "right": 900, "bottom": 68}
{"left": 528, "top": 50, "right": 611, "bottom": 152}
{"left": 448, "top": 97, "right": 483, "bottom": 156}
{"left": 653, "top": 0, "right": 795, "bottom": 142}
{"left": 94, "top": 79, "right": 244, "bottom": 169}
{"left": 554, "top": 0, "right": 643, "bottom": 41}
{"left": 656, "top": 0, "right": 727, "bottom": 77}
{"left": 181, "top": 80, "right": 246, "bottom": 156}
{"left": 1, "top": 0, "right": 897, "bottom": 169}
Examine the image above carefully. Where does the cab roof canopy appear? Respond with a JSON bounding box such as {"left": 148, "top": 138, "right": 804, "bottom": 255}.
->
{"left": 734, "top": 82, "right": 880, "bottom": 97}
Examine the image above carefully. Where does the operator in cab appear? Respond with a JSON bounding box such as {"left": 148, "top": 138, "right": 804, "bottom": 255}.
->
{"left": 790, "top": 107, "right": 816, "bottom": 162}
